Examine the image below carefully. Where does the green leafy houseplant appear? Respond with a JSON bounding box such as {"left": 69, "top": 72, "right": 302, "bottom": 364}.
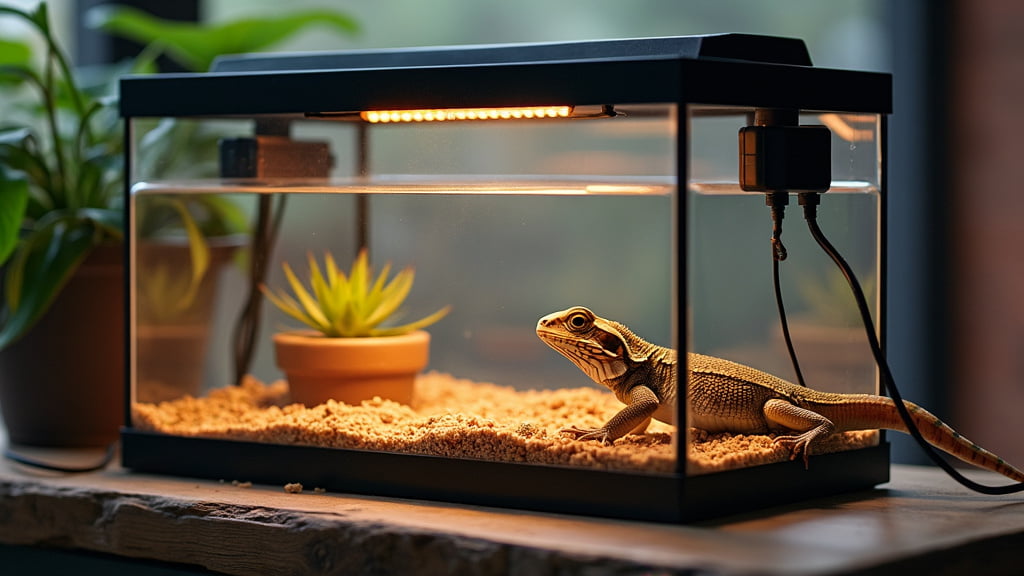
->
{"left": 0, "top": 2, "right": 127, "bottom": 446}
{"left": 263, "top": 249, "right": 450, "bottom": 338}
{"left": 0, "top": 3, "right": 123, "bottom": 349}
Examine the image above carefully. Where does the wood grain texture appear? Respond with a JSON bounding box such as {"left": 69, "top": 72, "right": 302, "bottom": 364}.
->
{"left": 1, "top": 441, "right": 1024, "bottom": 575}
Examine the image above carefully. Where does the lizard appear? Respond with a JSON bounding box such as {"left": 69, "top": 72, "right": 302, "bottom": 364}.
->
{"left": 536, "top": 305, "right": 1024, "bottom": 482}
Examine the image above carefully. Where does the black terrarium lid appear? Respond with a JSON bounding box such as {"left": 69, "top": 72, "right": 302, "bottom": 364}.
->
{"left": 208, "top": 33, "right": 814, "bottom": 73}
{"left": 119, "top": 33, "right": 890, "bottom": 118}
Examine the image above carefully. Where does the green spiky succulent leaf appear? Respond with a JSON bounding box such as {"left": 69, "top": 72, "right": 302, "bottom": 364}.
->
{"left": 262, "top": 249, "right": 449, "bottom": 338}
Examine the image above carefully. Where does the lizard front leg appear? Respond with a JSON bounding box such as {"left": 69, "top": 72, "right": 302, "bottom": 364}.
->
{"left": 763, "top": 398, "right": 836, "bottom": 467}
{"left": 563, "top": 385, "right": 659, "bottom": 444}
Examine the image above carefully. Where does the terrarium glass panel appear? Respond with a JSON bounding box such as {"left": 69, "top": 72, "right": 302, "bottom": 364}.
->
{"left": 129, "top": 105, "right": 680, "bottom": 475}
{"left": 686, "top": 106, "right": 882, "bottom": 475}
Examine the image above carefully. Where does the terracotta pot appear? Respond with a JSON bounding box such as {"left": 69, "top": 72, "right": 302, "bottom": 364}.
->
{"left": 135, "top": 323, "right": 212, "bottom": 403}
{"left": 273, "top": 330, "right": 430, "bottom": 406}
{"left": 0, "top": 244, "right": 124, "bottom": 447}
{"left": 135, "top": 236, "right": 244, "bottom": 402}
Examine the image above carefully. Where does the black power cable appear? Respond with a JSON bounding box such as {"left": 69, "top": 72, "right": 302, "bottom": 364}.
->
{"left": 766, "top": 191, "right": 808, "bottom": 388}
{"left": 800, "top": 193, "right": 1024, "bottom": 494}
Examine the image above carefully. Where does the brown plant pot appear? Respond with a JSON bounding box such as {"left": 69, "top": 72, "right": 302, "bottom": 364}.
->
{"left": 135, "top": 323, "right": 212, "bottom": 403}
{"left": 0, "top": 244, "right": 124, "bottom": 447}
{"left": 273, "top": 330, "right": 430, "bottom": 407}
{"left": 135, "top": 237, "right": 244, "bottom": 402}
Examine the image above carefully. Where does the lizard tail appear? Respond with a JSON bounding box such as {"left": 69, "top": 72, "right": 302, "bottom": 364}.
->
{"left": 825, "top": 396, "right": 1024, "bottom": 481}
{"left": 887, "top": 399, "right": 1024, "bottom": 483}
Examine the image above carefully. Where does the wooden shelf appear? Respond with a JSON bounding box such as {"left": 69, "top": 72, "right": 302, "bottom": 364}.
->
{"left": 1, "top": 435, "right": 1022, "bottom": 575}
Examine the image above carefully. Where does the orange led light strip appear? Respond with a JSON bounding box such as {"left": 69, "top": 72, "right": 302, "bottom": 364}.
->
{"left": 361, "top": 106, "right": 573, "bottom": 123}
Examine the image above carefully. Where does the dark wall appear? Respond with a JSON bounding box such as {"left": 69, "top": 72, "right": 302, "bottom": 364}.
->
{"left": 885, "top": 0, "right": 954, "bottom": 464}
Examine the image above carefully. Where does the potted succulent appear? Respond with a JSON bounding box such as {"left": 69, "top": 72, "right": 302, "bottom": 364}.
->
{"left": 262, "top": 250, "right": 449, "bottom": 406}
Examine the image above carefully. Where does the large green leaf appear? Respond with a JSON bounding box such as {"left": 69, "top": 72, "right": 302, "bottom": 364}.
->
{"left": 0, "top": 38, "right": 30, "bottom": 65}
{"left": 0, "top": 4, "right": 54, "bottom": 84}
{"left": 0, "top": 166, "right": 29, "bottom": 267}
{"left": 0, "top": 37, "right": 31, "bottom": 87}
{"left": 88, "top": 5, "right": 359, "bottom": 72}
{"left": 0, "top": 216, "right": 98, "bottom": 350}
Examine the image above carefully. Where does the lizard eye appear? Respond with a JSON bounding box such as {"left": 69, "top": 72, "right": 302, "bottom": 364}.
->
{"left": 567, "top": 312, "right": 590, "bottom": 331}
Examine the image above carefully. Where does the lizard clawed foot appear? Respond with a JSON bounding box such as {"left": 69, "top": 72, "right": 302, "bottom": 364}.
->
{"left": 561, "top": 426, "right": 612, "bottom": 444}
{"left": 773, "top": 433, "right": 815, "bottom": 469}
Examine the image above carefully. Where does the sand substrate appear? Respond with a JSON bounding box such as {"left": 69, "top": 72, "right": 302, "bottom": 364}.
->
{"left": 132, "top": 372, "right": 879, "bottom": 475}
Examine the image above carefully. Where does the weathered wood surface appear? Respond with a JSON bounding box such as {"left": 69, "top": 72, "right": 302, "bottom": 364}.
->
{"left": 1, "top": 441, "right": 1023, "bottom": 575}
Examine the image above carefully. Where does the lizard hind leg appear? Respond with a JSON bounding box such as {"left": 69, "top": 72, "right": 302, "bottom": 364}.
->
{"left": 763, "top": 399, "right": 836, "bottom": 468}
{"left": 629, "top": 417, "right": 653, "bottom": 435}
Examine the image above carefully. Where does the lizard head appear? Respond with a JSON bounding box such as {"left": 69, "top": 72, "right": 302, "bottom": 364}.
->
{"left": 536, "top": 306, "right": 645, "bottom": 385}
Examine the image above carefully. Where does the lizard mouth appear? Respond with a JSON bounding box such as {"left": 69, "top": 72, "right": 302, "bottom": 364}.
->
{"left": 535, "top": 327, "right": 626, "bottom": 384}
{"left": 534, "top": 325, "right": 571, "bottom": 349}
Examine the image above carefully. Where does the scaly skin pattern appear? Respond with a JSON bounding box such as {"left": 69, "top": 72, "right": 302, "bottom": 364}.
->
{"left": 536, "top": 306, "right": 1024, "bottom": 482}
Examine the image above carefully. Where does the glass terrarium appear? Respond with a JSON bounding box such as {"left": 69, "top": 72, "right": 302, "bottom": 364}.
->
{"left": 121, "top": 34, "right": 892, "bottom": 522}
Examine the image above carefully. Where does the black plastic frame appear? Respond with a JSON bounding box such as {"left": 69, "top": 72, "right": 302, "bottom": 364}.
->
{"left": 121, "top": 34, "right": 893, "bottom": 523}
{"left": 122, "top": 430, "right": 888, "bottom": 522}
